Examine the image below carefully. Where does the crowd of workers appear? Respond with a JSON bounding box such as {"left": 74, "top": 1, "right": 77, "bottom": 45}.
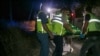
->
{"left": 0, "top": 0, "right": 100, "bottom": 56}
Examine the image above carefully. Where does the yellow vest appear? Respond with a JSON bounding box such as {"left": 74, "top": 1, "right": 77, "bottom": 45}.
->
{"left": 37, "top": 11, "right": 52, "bottom": 33}
{"left": 52, "top": 13, "right": 65, "bottom": 35}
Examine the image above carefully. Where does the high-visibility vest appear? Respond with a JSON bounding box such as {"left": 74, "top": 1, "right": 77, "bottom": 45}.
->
{"left": 37, "top": 11, "right": 52, "bottom": 33}
{"left": 87, "top": 13, "right": 100, "bottom": 32}
{"left": 52, "top": 13, "right": 65, "bottom": 35}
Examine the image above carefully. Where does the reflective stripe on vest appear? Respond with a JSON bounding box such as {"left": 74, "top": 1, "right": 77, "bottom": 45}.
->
{"left": 53, "top": 14, "right": 62, "bottom": 17}
{"left": 89, "top": 19, "right": 100, "bottom": 23}
{"left": 52, "top": 20, "right": 63, "bottom": 25}
{"left": 52, "top": 14, "right": 64, "bottom": 35}
{"left": 53, "top": 14, "right": 62, "bottom": 24}
{"left": 37, "top": 19, "right": 41, "bottom": 21}
{"left": 53, "top": 17, "right": 62, "bottom": 21}
{"left": 88, "top": 18, "right": 100, "bottom": 32}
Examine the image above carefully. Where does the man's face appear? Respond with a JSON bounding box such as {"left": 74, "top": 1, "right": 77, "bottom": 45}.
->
{"left": 20, "top": 20, "right": 36, "bottom": 31}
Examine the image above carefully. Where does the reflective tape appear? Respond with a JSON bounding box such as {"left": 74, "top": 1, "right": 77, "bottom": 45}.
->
{"left": 52, "top": 20, "right": 63, "bottom": 25}
{"left": 53, "top": 17, "right": 62, "bottom": 21}
{"left": 89, "top": 19, "right": 100, "bottom": 23}
{"left": 37, "top": 19, "right": 41, "bottom": 21}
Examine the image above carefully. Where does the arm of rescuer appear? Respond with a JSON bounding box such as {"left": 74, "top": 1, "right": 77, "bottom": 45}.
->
{"left": 81, "top": 14, "right": 90, "bottom": 34}
{"left": 39, "top": 12, "right": 54, "bottom": 39}
{"left": 63, "top": 22, "right": 74, "bottom": 33}
{"left": 62, "top": 14, "right": 75, "bottom": 34}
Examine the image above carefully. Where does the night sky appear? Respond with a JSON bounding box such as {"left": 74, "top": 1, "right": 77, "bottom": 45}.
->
{"left": 0, "top": 0, "right": 95, "bottom": 21}
{"left": 36, "top": 0, "right": 87, "bottom": 8}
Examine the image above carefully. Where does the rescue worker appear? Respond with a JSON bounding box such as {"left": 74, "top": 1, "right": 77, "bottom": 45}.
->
{"left": 51, "top": 10, "right": 64, "bottom": 56}
{"left": 61, "top": 8, "right": 75, "bottom": 55}
{"left": 80, "top": 6, "right": 100, "bottom": 56}
{"left": 51, "top": 7, "right": 75, "bottom": 56}
{"left": 61, "top": 8, "right": 75, "bottom": 35}
{"left": 37, "top": 3, "right": 53, "bottom": 56}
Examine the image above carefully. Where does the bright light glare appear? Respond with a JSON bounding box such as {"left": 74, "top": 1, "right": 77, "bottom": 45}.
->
{"left": 47, "top": 8, "right": 52, "bottom": 13}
